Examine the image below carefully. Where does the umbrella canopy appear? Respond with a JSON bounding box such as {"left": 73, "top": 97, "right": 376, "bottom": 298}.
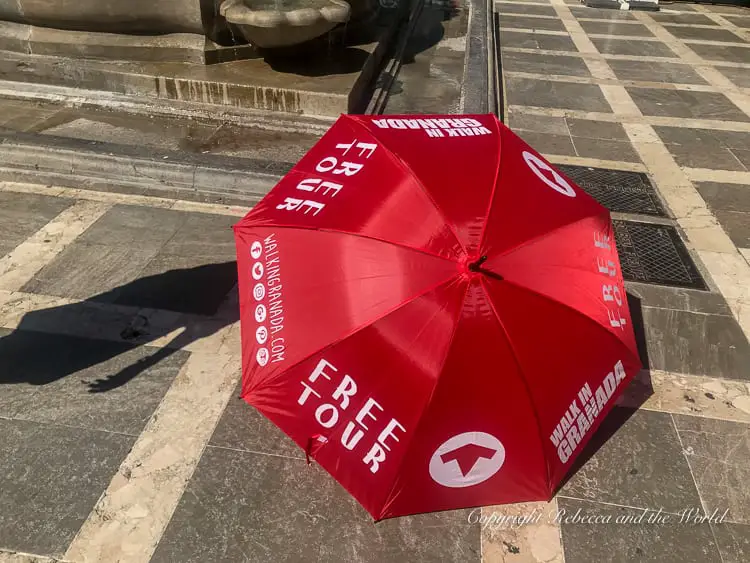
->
{"left": 233, "top": 113, "right": 641, "bottom": 520}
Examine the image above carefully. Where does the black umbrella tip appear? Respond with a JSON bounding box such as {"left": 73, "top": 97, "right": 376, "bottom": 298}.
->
{"left": 468, "top": 255, "right": 488, "bottom": 272}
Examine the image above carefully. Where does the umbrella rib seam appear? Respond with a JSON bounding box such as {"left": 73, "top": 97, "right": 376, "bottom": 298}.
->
{"left": 490, "top": 208, "right": 609, "bottom": 264}
{"left": 237, "top": 220, "right": 458, "bottom": 264}
{"left": 476, "top": 114, "right": 504, "bottom": 253}
{"left": 377, "top": 279, "right": 472, "bottom": 520}
{"left": 244, "top": 274, "right": 462, "bottom": 401}
{"left": 479, "top": 277, "right": 553, "bottom": 496}
{"left": 489, "top": 276, "right": 643, "bottom": 371}
{"left": 343, "top": 115, "right": 468, "bottom": 258}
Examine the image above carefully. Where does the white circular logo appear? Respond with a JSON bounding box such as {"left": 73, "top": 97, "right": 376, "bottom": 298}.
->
{"left": 256, "top": 325, "right": 268, "bottom": 345}
{"left": 522, "top": 151, "right": 576, "bottom": 197}
{"left": 253, "top": 283, "right": 266, "bottom": 301}
{"left": 252, "top": 262, "right": 264, "bottom": 280}
{"left": 250, "top": 241, "right": 263, "bottom": 259}
{"left": 429, "top": 432, "right": 506, "bottom": 488}
{"left": 256, "top": 347, "right": 269, "bottom": 366}
{"left": 254, "top": 304, "right": 267, "bottom": 323}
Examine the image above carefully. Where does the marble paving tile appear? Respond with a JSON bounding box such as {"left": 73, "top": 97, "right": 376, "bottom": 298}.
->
{"left": 626, "top": 283, "right": 733, "bottom": 315}
{"left": 75, "top": 204, "right": 188, "bottom": 249}
{"left": 502, "top": 51, "right": 592, "bottom": 76}
{"left": 0, "top": 192, "right": 72, "bottom": 258}
{"left": 500, "top": 30, "right": 578, "bottom": 51}
{"left": 673, "top": 415, "right": 750, "bottom": 524}
{"left": 111, "top": 255, "right": 237, "bottom": 316}
{"left": 688, "top": 43, "right": 750, "bottom": 64}
{"left": 701, "top": 5, "right": 750, "bottom": 16}
{"left": 591, "top": 37, "right": 678, "bottom": 57}
{"left": 649, "top": 13, "right": 718, "bottom": 25}
{"left": 711, "top": 522, "right": 750, "bottom": 563}
{"left": 565, "top": 118, "right": 629, "bottom": 140}
{"left": 607, "top": 59, "right": 709, "bottom": 85}
{"left": 480, "top": 500, "right": 564, "bottom": 563}
{"left": 654, "top": 127, "right": 749, "bottom": 170}
{"left": 641, "top": 307, "right": 750, "bottom": 381}
{"left": 732, "top": 148, "right": 750, "bottom": 169}
{"left": 665, "top": 25, "right": 743, "bottom": 43}
{"left": 569, "top": 6, "right": 635, "bottom": 20}
{"left": 508, "top": 112, "right": 571, "bottom": 135}
{"left": 497, "top": 3, "right": 557, "bottom": 16}
{"left": 209, "top": 386, "right": 303, "bottom": 458}
{"left": 724, "top": 16, "right": 750, "bottom": 30}
{"left": 712, "top": 211, "right": 750, "bottom": 248}
{"left": 151, "top": 446, "right": 480, "bottom": 562}
{"left": 21, "top": 242, "right": 161, "bottom": 301}
{"left": 0, "top": 418, "right": 134, "bottom": 558}
{"left": 616, "top": 367, "right": 750, "bottom": 422}
{"left": 158, "top": 211, "right": 238, "bottom": 260}
{"left": 709, "top": 130, "right": 750, "bottom": 151}
{"left": 499, "top": 14, "right": 567, "bottom": 32}
{"left": 515, "top": 130, "right": 577, "bottom": 156}
{"left": 571, "top": 137, "right": 641, "bottom": 162}
{"left": 579, "top": 20, "right": 655, "bottom": 37}
{"left": 0, "top": 327, "right": 188, "bottom": 434}
{"left": 561, "top": 408, "right": 703, "bottom": 513}
{"left": 505, "top": 77, "right": 613, "bottom": 112}
{"left": 628, "top": 88, "right": 749, "bottom": 122}
{"left": 558, "top": 497, "right": 721, "bottom": 563}
{"left": 665, "top": 144, "right": 746, "bottom": 171}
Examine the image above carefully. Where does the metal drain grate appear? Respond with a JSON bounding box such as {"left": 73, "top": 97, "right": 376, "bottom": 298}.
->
{"left": 613, "top": 220, "right": 707, "bottom": 290}
{"left": 556, "top": 165, "right": 667, "bottom": 217}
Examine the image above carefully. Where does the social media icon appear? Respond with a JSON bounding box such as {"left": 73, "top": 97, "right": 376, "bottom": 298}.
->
{"left": 252, "top": 262, "right": 264, "bottom": 280}
{"left": 256, "top": 326, "right": 268, "bottom": 345}
{"left": 256, "top": 347, "right": 269, "bottom": 367}
{"left": 429, "top": 432, "right": 505, "bottom": 488}
{"left": 253, "top": 283, "right": 266, "bottom": 301}
{"left": 254, "top": 304, "right": 267, "bottom": 323}
{"left": 250, "top": 241, "right": 263, "bottom": 259}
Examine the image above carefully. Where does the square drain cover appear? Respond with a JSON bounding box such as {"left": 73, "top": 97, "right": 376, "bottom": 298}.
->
{"left": 613, "top": 220, "right": 707, "bottom": 290}
{"left": 557, "top": 165, "right": 667, "bottom": 217}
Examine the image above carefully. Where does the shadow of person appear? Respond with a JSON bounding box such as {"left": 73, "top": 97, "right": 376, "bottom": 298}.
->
{"left": 552, "top": 291, "right": 653, "bottom": 494}
{"left": 0, "top": 261, "right": 238, "bottom": 393}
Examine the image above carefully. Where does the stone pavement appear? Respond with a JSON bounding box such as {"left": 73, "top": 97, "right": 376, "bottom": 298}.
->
{"left": 0, "top": 3, "right": 749, "bottom": 563}
{"left": 495, "top": 1, "right": 750, "bottom": 561}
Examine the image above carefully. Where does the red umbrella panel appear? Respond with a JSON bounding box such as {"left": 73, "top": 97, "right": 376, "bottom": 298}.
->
{"left": 232, "top": 114, "right": 641, "bottom": 520}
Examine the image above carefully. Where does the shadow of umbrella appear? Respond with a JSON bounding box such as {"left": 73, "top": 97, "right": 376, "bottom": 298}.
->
{"left": 0, "top": 261, "right": 239, "bottom": 393}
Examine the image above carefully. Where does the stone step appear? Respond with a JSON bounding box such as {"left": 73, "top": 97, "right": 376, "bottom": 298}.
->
{"left": 0, "top": 88, "right": 339, "bottom": 205}
{"left": 0, "top": 130, "right": 289, "bottom": 206}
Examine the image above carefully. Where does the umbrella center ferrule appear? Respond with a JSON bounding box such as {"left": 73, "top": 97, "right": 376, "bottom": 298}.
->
{"left": 468, "top": 255, "right": 488, "bottom": 272}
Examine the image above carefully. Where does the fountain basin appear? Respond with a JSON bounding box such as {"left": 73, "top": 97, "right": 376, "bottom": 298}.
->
{"left": 219, "top": 0, "right": 351, "bottom": 49}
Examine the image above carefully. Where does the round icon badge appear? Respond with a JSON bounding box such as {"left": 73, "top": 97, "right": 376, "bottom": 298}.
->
{"left": 253, "top": 283, "right": 266, "bottom": 301}
{"left": 250, "top": 241, "right": 263, "bottom": 259}
{"left": 256, "top": 326, "right": 268, "bottom": 345}
{"left": 252, "top": 262, "right": 264, "bottom": 280}
{"left": 522, "top": 151, "right": 576, "bottom": 198}
{"left": 254, "top": 304, "right": 267, "bottom": 323}
{"left": 256, "top": 347, "right": 269, "bottom": 367}
{"left": 429, "top": 432, "right": 506, "bottom": 488}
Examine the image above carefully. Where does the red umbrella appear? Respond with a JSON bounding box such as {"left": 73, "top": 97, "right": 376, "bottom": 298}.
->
{"left": 233, "top": 114, "right": 641, "bottom": 520}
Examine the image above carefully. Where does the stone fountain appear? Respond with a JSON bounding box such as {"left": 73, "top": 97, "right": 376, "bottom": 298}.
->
{"left": 0, "top": 0, "right": 381, "bottom": 61}
{"left": 0, "top": 0, "right": 405, "bottom": 116}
